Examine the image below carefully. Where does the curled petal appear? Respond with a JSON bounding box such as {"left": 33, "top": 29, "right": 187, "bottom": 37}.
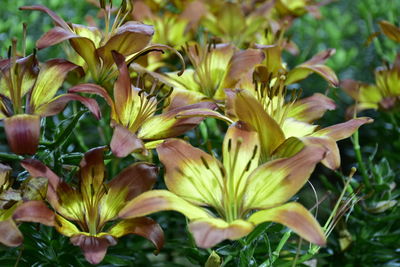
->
{"left": 19, "top": 5, "right": 70, "bottom": 30}
{"left": 272, "top": 137, "right": 305, "bottom": 159}
{"left": 119, "top": 190, "right": 213, "bottom": 220}
{"left": 302, "top": 136, "right": 340, "bottom": 170}
{"left": 157, "top": 139, "right": 224, "bottom": 207}
{"left": 287, "top": 93, "right": 336, "bottom": 123}
{"left": 312, "top": 117, "right": 373, "bottom": 141}
{"left": 248, "top": 202, "right": 326, "bottom": 246}
{"left": 97, "top": 22, "right": 154, "bottom": 68}
{"left": 189, "top": 218, "right": 254, "bottom": 248}
{"left": 286, "top": 49, "right": 339, "bottom": 87}
{"left": 4, "top": 114, "right": 40, "bottom": 155}
{"left": 110, "top": 124, "right": 145, "bottom": 158}
{"left": 70, "top": 234, "right": 117, "bottom": 265}
{"left": 108, "top": 217, "right": 164, "bottom": 251}
{"left": 0, "top": 218, "right": 23, "bottom": 247}
{"left": 12, "top": 200, "right": 55, "bottom": 226}
{"left": 69, "top": 83, "right": 115, "bottom": 112}
{"left": 35, "top": 93, "right": 101, "bottom": 119}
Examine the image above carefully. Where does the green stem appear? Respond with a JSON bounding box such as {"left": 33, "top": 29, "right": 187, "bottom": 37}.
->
{"left": 259, "top": 231, "right": 292, "bottom": 267}
{"left": 352, "top": 130, "right": 370, "bottom": 189}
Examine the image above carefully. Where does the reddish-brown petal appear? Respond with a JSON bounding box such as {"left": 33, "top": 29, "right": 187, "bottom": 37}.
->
{"left": 287, "top": 93, "right": 336, "bottom": 123}
{"left": 112, "top": 51, "right": 132, "bottom": 122}
{"left": 189, "top": 219, "right": 254, "bottom": 248}
{"left": 97, "top": 22, "right": 154, "bottom": 69}
{"left": 19, "top": 5, "right": 70, "bottom": 30}
{"left": 302, "top": 136, "right": 340, "bottom": 170}
{"left": 108, "top": 217, "right": 164, "bottom": 252}
{"left": 313, "top": 117, "right": 374, "bottom": 141}
{"left": 35, "top": 93, "right": 101, "bottom": 119}
{"left": 110, "top": 124, "right": 145, "bottom": 158}
{"left": 70, "top": 234, "right": 117, "bottom": 265}
{"left": 12, "top": 200, "right": 55, "bottom": 226}
{"left": 0, "top": 218, "right": 23, "bottom": 247}
{"left": 4, "top": 114, "right": 40, "bottom": 155}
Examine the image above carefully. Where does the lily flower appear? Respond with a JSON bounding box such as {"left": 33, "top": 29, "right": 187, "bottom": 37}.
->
{"left": 158, "top": 42, "right": 265, "bottom": 106}
{"left": 21, "top": 147, "right": 163, "bottom": 265}
{"left": 70, "top": 51, "right": 222, "bottom": 157}
{"left": 342, "top": 54, "right": 400, "bottom": 112}
{"left": 0, "top": 40, "right": 100, "bottom": 155}
{"left": 20, "top": 1, "right": 155, "bottom": 86}
{"left": 0, "top": 163, "right": 55, "bottom": 247}
{"left": 226, "top": 82, "right": 372, "bottom": 169}
{"left": 118, "top": 122, "right": 327, "bottom": 248}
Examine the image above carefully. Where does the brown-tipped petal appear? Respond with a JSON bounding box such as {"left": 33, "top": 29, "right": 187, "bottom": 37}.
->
{"left": 189, "top": 219, "right": 254, "bottom": 248}
{"left": 287, "top": 93, "right": 336, "bottom": 123}
{"left": 313, "top": 117, "right": 374, "bottom": 141}
{"left": 248, "top": 202, "right": 326, "bottom": 246}
{"left": 340, "top": 79, "right": 361, "bottom": 100}
{"left": 99, "top": 163, "right": 158, "bottom": 224}
{"left": 0, "top": 218, "right": 23, "bottom": 247}
{"left": 119, "top": 190, "right": 212, "bottom": 220}
{"left": 69, "top": 83, "right": 114, "bottom": 110}
{"left": 13, "top": 200, "right": 55, "bottom": 226}
{"left": 19, "top": 5, "right": 70, "bottom": 30}
{"left": 112, "top": 51, "right": 132, "bottom": 122}
{"left": 244, "top": 145, "right": 326, "bottom": 210}
{"left": 108, "top": 217, "right": 164, "bottom": 251}
{"left": 35, "top": 93, "right": 101, "bottom": 119}
{"left": 35, "top": 26, "right": 79, "bottom": 50}
{"left": 138, "top": 102, "right": 229, "bottom": 140}
{"left": 70, "top": 234, "right": 117, "bottom": 265}
{"left": 379, "top": 21, "right": 400, "bottom": 43}
{"left": 233, "top": 90, "right": 285, "bottom": 159}
{"left": 97, "top": 22, "right": 154, "bottom": 68}
{"left": 219, "top": 49, "right": 265, "bottom": 94}
{"left": 164, "top": 89, "right": 207, "bottom": 111}
{"left": 302, "top": 136, "right": 340, "bottom": 170}
{"left": 286, "top": 49, "right": 339, "bottom": 87}
{"left": 110, "top": 125, "right": 144, "bottom": 157}
{"left": 78, "top": 147, "right": 107, "bottom": 201}
{"left": 30, "top": 59, "right": 83, "bottom": 111}
{"left": 4, "top": 114, "right": 40, "bottom": 155}
{"left": 157, "top": 139, "right": 224, "bottom": 207}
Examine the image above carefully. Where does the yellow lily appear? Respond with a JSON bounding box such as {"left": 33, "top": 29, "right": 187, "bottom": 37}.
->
{"left": 342, "top": 54, "right": 400, "bottom": 112}
{"left": 119, "top": 122, "right": 327, "bottom": 248}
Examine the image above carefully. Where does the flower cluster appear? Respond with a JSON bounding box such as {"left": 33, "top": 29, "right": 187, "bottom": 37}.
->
{"left": 0, "top": 0, "right": 375, "bottom": 265}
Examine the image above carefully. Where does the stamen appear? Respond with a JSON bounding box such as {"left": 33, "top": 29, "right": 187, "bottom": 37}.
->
{"left": 200, "top": 156, "right": 210, "bottom": 169}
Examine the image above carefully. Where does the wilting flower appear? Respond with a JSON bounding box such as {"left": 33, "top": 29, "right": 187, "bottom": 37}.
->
{"left": 0, "top": 163, "right": 54, "bottom": 247}
{"left": 119, "top": 122, "right": 327, "bottom": 248}
{"left": 159, "top": 42, "right": 265, "bottom": 106}
{"left": 20, "top": 2, "right": 155, "bottom": 86}
{"left": 21, "top": 147, "right": 163, "bottom": 265}
{"left": 342, "top": 54, "right": 400, "bottom": 112}
{"left": 0, "top": 40, "right": 99, "bottom": 154}
{"left": 70, "top": 51, "right": 222, "bottom": 157}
